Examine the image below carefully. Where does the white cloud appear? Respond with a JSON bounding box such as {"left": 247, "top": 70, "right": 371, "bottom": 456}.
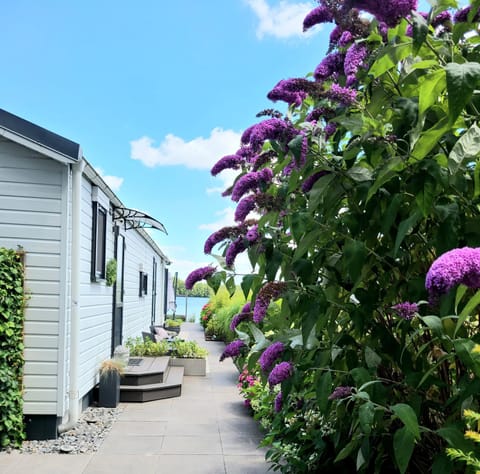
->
{"left": 199, "top": 207, "right": 236, "bottom": 231}
{"left": 130, "top": 128, "right": 241, "bottom": 170}
{"left": 207, "top": 169, "right": 238, "bottom": 195}
{"left": 94, "top": 167, "right": 124, "bottom": 192}
{"left": 245, "top": 0, "right": 315, "bottom": 39}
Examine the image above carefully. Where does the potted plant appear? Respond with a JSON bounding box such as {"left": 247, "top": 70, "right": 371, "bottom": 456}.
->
{"left": 169, "top": 340, "right": 208, "bottom": 376}
{"left": 98, "top": 358, "right": 125, "bottom": 408}
{"left": 164, "top": 318, "right": 182, "bottom": 334}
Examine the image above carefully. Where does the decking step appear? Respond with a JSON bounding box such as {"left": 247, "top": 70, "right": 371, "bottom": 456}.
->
{"left": 119, "top": 366, "right": 184, "bottom": 403}
{"left": 121, "top": 356, "right": 170, "bottom": 386}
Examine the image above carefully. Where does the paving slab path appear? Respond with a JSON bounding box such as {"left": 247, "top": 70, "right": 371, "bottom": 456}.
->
{"left": 0, "top": 323, "right": 271, "bottom": 474}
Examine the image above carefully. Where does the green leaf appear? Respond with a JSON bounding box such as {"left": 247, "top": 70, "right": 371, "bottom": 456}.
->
{"left": 455, "top": 289, "right": 480, "bottom": 336}
{"left": 449, "top": 123, "right": 480, "bottom": 174}
{"left": 365, "top": 346, "right": 381, "bottom": 369}
{"left": 366, "top": 156, "right": 404, "bottom": 202}
{"left": 411, "top": 11, "right": 429, "bottom": 53}
{"left": 346, "top": 166, "right": 372, "bottom": 182}
{"left": 359, "top": 401, "right": 375, "bottom": 435}
{"left": 343, "top": 239, "right": 367, "bottom": 285}
{"left": 391, "top": 403, "right": 420, "bottom": 440}
{"left": 445, "top": 62, "right": 480, "bottom": 123}
{"left": 419, "top": 315, "right": 443, "bottom": 337}
{"left": 225, "top": 276, "right": 236, "bottom": 297}
{"left": 369, "top": 43, "right": 412, "bottom": 78}
{"left": 248, "top": 322, "right": 268, "bottom": 352}
{"left": 415, "top": 178, "right": 435, "bottom": 217}
{"left": 394, "top": 211, "right": 421, "bottom": 257}
{"left": 308, "top": 173, "right": 336, "bottom": 209}
{"left": 455, "top": 284, "right": 468, "bottom": 314}
{"left": 241, "top": 274, "right": 258, "bottom": 299}
{"left": 418, "top": 69, "right": 446, "bottom": 120}
{"left": 316, "top": 370, "right": 332, "bottom": 413}
{"left": 334, "top": 436, "right": 360, "bottom": 463}
{"left": 394, "top": 426, "right": 416, "bottom": 474}
{"left": 454, "top": 338, "right": 480, "bottom": 377}
{"left": 411, "top": 115, "right": 450, "bottom": 161}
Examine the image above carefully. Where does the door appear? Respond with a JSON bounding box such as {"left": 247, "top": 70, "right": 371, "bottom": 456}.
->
{"left": 112, "top": 227, "right": 125, "bottom": 354}
{"left": 151, "top": 257, "right": 157, "bottom": 325}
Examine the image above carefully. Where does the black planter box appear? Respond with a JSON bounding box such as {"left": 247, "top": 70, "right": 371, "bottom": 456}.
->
{"left": 98, "top": 371, "right": 120, "bottom": 408}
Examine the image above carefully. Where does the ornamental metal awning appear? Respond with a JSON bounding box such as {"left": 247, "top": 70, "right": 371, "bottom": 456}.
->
{"left": 112, "top": 207, "right": 167, "bottom": 234}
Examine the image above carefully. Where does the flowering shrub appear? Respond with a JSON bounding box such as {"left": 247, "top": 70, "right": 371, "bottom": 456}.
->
{"left": 199, "top": 302, "right": 213, "bottom": 329}
{"left": 187, "top": 0, "right": 480, "bottom": 472}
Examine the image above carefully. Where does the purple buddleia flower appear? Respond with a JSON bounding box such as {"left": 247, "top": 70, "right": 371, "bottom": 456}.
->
{"left": 338, "top": 30, "right": 354, "bottom": 47}
{"left": 219, "top": 339, "right": 246, "bottom": 362}
{"left": 303, "top": 5, "right": 334, "bottom": 31}
{"left": 231, "top": 168, "right": 273, "bottom": 202}
{"left": 345, "top": 0, "right": 418, "bottom": 27}
{"left": 425, "top": 247, "right": 480, "bottom": 301}
{"left": 306, "top": 107, "right": 335, "bottom": 123}
{"left": 392, "top": 302, "right": 418, "bottom": 320}
{"left": 314, "top": 52, "right": 345, "bottom": 82}
{"left": 454, "top": 6, "right": 480, "bottom": 23}
{"left": 236, "top": 146, "right": 257, "bottom": 163}
{"left": 432, "top": 10, "right": 451, "bottom": 28}
{"left": 268, "top": 361, "right": 294, "bottom": 387}
{"left": 302, "top": 171, "right": 328, "bottom": 193}
{"left": 328, "top": 386, "right": 353, "bottom": 400}
{"left": 300, "top": 132, "right": 308, "bottom": 166}
{"left": 242, "top": 302, "right": 251, "bottom": 313}
{"left": 230, "top": 311, "right": 250, "bottom": 331}
{"left": 329, "top": 25, "right": 343, "bottom": 46}
{"left": 185, "top": 266, "right": 216, "bottom": 290}
{"left": 274, "top": 391, "right": 283, "bottom": 412}
{"left": 225, "top": 236, "right": 247, "bottom": 267}
{"left": 267, "top": 78, "right": 311, "bottom": 107}
{"left": 253, "top": 281, "right": 288, "bottom": 323}
{"left": 235, "top": 195, "right": 257, "bottom": 222}
{"left": 204, "top": 225, "right": 243, "bottom": 254}
{"left": 327, "top": 83, "right": 357, "bottom": 105}
{"left": 211, "top": 154, "right": 243, "bottom": 176}
{"left": 259, "top": 341, "right": 285, "bottom": 372}
{"left": 344, "top": 43, "right": 368, "bottom": 85}
{"left": 246, "top": 224, "right": 260, "bottom": 243}
{"left": 241, "top": 118, "right": 294, "bottom": 152}
{"left": 324, "top": 122, "right": 337, "bottom": 138}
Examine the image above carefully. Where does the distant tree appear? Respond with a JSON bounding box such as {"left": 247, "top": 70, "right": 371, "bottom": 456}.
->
{"left": 176, "top": 279, "right": 210, "bottom": 297}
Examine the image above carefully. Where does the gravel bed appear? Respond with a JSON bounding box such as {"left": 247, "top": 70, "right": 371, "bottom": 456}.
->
{"left": 3, "top": 406, "right": 123, "bottom": 455}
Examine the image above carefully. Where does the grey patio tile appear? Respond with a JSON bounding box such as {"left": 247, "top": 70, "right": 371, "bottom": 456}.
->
{"left": 160, "top": 434, "right": 222, "bottom": 454}
{"left": 97, "top": 434, "right": 164, "bottom": 455}
{"left": 84, "top": 454, "right": 160, "bottom": 474}
{"left": 108, "top": 420, "right": 168, "bottom": 436}
{"left": 224, "top": 455, "right": 271, "bottom": 474}
{"left": 0, "top": 453, "right": 93, "bottom": 474}
{"left": 165, "top": 421, "right": 220, "bottom": 436}
{"left": 221, "top": 432, "right": 266, "bottom": 455}
{"left": 153, "top": 454, "right": 225, "bottom": 474}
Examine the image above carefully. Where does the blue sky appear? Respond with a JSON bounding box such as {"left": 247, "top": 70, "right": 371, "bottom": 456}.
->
{"left": 1, "top": 0, "right": 436, "bottom": 279}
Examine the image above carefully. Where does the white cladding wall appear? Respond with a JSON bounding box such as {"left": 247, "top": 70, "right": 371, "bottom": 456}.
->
{"left": 0, "top": 138, "right": 68, "bottom": 415}
{"left": 77, "top": 176, "right": 167, "bottom": 400}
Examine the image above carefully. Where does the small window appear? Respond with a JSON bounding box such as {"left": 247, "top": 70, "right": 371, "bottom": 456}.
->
{"left": 139, "top": 271, "right": 148, "bottom": 296}
{"left": 91, "top": 202, "right": 107, "bottom": 281}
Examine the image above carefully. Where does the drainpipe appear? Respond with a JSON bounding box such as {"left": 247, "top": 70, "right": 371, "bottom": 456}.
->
{"left": 58, "top": 157, "right": 84, "bottom": 434}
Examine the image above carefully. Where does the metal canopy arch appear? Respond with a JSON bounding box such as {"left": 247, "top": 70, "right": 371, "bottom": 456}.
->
{"left": 112, "top": 207, "right": 167, "bottom": 234}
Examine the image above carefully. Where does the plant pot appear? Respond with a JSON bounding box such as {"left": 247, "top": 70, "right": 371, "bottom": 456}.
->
{"left": 98, "top": 371, "right": 120, "bottom": 408}
{"left": 169, "top": 357, "right": 207, "bottom": 376}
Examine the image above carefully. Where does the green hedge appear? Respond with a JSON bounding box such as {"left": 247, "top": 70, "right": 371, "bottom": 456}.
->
{"left": 0, "top": 248, "right": 26, "bottom": 448}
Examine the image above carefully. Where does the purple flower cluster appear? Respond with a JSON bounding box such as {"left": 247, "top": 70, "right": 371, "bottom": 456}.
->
{"left": 327, "top": 83, "right": 357, "bottom": 106}
{"left": 302, "top": 171, "right": 328, "bottom": 193}
{"left": 241, "top": 118, "right": 293, "bottom": 152}
{"left": 185, "top": 266, "right": 216, "bottom": 290}
{"left": 267, "top": 78, "right": 311, "bottom": 107}
{"left": 392, "top": 302, "right": 418, "bottom": 320}
{"left": 230, "top": 310, "right": 251, "bottom": 331}
{"left": 346, "top": 0, "right": 418, "bottom": 27}
{"left": 231, "top": 168, "right": 273, "bottom": 202}
{"left": 225, "top": 236, "right": 247, "bottom": 267}
{"left": 454, "top": 6, "right": 480, "bottom": 23}
{"left": 425, "top": 247, "right": 480, "bottom": 301}
{"left": 235, "top": 195, "right": 257, "bottom": 222}
{"left": 324, "top": 122, "right": 337, "bottom": 139}
{"left": 344, "top": 43, "right": 368, "bottom": 86}
{"left": 328, "top": 385, "right": 353, "bottom": 400}
{"left": 219, "top": 339, "right": 246, "bottom": 362}
{"left": 246, "top": 224, "right": 260, "bottom": 243}
{"left": 303, "top": 5, "right": 333, "bottom": 31}
{"left": 204, "top": 225, "right": 244, "bottom": 254}
{"left": 338, "top": 30, "right": 354, "bottom": 47}
{"left": 253, "top": 281, "right": 288, "bottom": 323}
{"left": 305, "top": 107, "right": 335, "bottom": 123}
{"left": 274, "top": 391, "right": 283, "bottom": 412}
{"left": 268, "top": 361, "right": 294, "bottom": 387}
{"left": 431, "top": 10, "right": 451, "bottom": 28}
{"left": 314, "top": 52, "right": 345, "bottom": 82}
{"left": 259, "top": 341, "right": 285, "bottom": 372}
{"left": 211, "top": 154, "right": 243, "bottom": 177}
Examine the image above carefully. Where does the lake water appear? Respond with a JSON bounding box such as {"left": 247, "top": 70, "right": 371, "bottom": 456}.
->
{"left": 173, "top": 296, "right": 210, "bottom": 323}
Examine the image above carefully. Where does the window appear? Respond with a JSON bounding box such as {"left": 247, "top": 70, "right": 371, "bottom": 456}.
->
{"left": 139, "top": 271, "right": 148, "bottom": 296}
{"left": 91, "top": 202, "right": 107, "bottom": 281}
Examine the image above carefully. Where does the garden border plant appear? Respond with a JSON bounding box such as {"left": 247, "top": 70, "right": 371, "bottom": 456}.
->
{"left": 185, "top": 1, "right": 480, "bottom": 472}
{"left": 0, "top": 248, "right": 26, "bottom": 449}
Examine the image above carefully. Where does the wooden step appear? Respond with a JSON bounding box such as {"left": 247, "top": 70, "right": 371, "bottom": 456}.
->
{"left": 119, "top": 366, "right": 184, "bottom": 403}
{"left": 121, "top": 356, "right": 170, "bottom": 386}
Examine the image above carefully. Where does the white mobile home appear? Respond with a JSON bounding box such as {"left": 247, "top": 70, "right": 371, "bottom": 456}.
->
{"left": 0, "top": 109, "right": 170, "bottom": 439}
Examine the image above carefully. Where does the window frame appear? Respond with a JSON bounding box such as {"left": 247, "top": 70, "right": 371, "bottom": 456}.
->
{"left": 91, "top": 201, "right": 107, "bottom": 282}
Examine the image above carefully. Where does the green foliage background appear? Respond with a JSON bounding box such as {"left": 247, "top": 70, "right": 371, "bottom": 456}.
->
{"left": 0, "top": 248, "right": 26, "bottom": 448}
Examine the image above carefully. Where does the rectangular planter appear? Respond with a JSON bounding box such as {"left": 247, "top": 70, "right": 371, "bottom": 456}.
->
{"left": 169, "top": 357, "right": 207, "bottom": 376}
